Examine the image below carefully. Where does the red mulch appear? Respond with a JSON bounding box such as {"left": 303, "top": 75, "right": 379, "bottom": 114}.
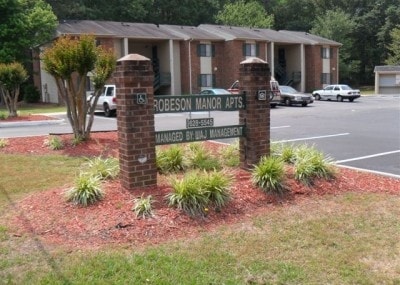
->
{"left": 1, "top": 120, "right": 399, "bottom": 250}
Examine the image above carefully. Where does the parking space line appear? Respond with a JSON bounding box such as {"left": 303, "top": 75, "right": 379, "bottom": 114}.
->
{"left": 273, "top": 133, "right": 350, "bottom": 143}
{"left": 337, "top": 165, "right": 400, "bottom": 179}
{"left": 271, "top": 125, "right": 291, "bottom": 129}
{"left": 336, "top": 150, "right": 400, "bottom": 163}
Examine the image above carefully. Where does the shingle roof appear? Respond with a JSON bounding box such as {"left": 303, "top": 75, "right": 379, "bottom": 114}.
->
{"left": 161, "top": 25, "right": 224, "bottom": 41}
{"left": 57, "top": 20, "right": 180, "bottom": 40}
{"left": 278, "top": 31, "right": 342, "bottom": 46}
{"left": 56, "top": 20, "right": 341, "bottom": 46}
{"left": 374, "top": 66, "right": 400, "bottom": 72}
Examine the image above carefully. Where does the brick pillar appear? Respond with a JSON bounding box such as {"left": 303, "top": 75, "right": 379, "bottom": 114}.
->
{"left": 239, "top": 57, "right": 271, "bottom": 169}
{"left": 114, "top": 54, "right": 157, "bottom": 190}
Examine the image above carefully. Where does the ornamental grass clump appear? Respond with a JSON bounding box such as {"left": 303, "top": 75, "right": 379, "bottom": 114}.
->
{"left": 43, "top": 135, "right": 64, "bottom": 150}
{"left": 186, "top": 142, "right": 221, "bottom": 171}
{"left": 272, "top": 143, "right": 297, "bottom": 164}
{"left": 166, "top": 171, "right": 209, "bottom": 216}
{"left": 132, "top": 194, "right": 155, "bottom": 219}
{"left": 156, "top": 144, "right": 186, "bottom": 174}
{"left": 0, "top": 138, "right": 8, "bottom": 148}
{"left": 84, "top": 157, "right": 119, "bottom": 180}
{"left": 252, "top": 156, "right": 287, "bottom": 195}
{"left": 202, "top": 170, "right": 232, "bottom": 210}
{"left": 219, "top": 140, "right": 240, "bottom": 167}
{"left": 294, "top": 146, "right": 336, "bottom": 186}
{"left": 65, "top": 174, "right": 104, "bottom": 206}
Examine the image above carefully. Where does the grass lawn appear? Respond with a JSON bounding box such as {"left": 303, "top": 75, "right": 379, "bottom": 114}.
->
{"left": 0, "top": 103, "right": 66, "bottom": 116}
{"left": 1, "top": 154, "right": 399, "bottom": 284}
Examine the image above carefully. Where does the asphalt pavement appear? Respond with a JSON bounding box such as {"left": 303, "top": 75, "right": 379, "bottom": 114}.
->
{"left": 1, "top": 95, "right": 399, "bottom": 179}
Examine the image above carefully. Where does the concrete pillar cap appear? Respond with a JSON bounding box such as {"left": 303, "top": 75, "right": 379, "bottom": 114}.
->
{"left": 117, "top": 54, "right": 150, "bottom": 62}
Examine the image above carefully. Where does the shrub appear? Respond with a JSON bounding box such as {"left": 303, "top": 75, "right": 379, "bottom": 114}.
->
{"left": 219, "top": 140, "right": 240, "bottom": 167}
{"left": 132, "top": 194, "right": 155, "bottom": 219}
{"left": 203, "top": 170, "right": 232, "bottom": 210}
{"left": 22, "top": 84, "right": 41, "bottom": 103}
{"left": 65, "top": 174, "right": 104, "bottom": 206}
{"left": 156, "top": 144, "right": 186, "bottom": 174}
{"left": 186, "top": 142, "right": 221, "bottom": 170}
{"left": 166, "top": 172, "right": 209, "bottom": 216}
{"left": 252, "top": 156, "right": 287, "bottom": 195}
{"left": 84, "top": 157, "right": 119, "bottom": 180}
{"left": 0, "top": 138, "right": 8, "bottom": 148}
{"left": 43, "top": 135, "right": 64, "bottom": 150}
{"left": 294, "top": 146, "right": 336, "bottom": 185}
{"left": 0, "top": 112, "right": 7, "bottom": 120}
{"left": 272, "top": 143, "right": 297, "bottom": 164}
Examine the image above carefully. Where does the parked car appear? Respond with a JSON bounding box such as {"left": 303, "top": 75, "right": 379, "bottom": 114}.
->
{"left": 227, "top": 79, "right": 281, "bottom": 107}
{"left": 88, "top": 84, "right": 117, "bottom": 117}
{"left": 312, "top": 84, "right": 361, "bottom": 102}
{"left": 279, "top": 85, "right": 314, "bottom": 107}
{"left": 199, "top": 88, "right": 232, "bottom": 95}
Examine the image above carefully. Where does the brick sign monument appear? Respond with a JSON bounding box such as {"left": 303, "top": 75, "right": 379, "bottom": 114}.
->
{"left": 114, "top": 54, "right": 271, "bottom": 190}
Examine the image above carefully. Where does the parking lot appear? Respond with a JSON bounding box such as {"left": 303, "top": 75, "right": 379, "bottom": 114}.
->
{"left": 1, "top": 95, "right": 399, "bottom": 178}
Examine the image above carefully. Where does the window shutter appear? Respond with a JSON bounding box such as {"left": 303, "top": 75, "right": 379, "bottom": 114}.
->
{"left": 320, "top": 47, "right": 323, "bottom": 58}
{"left": 211, "top": 44, "right": 215, "bottom": 57}
{"left": 330, "top": 48, "right": 333, "bottom": 59}
{"left": 212, "top": 74, "right": 216, "bottom": 87}
{"left": 320, "top": 73, "right": 323, "bottom": 84}
{"left": 198, "top": 75, "right": 202, "bottom": 87}
{"left": 197, "top": 44, "right": 201, "bottom": 57}
{"left": 242, "top": 43, "right": 246, "bottom": 56}
{"left": 256, "top": 43, "right": 260, "bottom": 56}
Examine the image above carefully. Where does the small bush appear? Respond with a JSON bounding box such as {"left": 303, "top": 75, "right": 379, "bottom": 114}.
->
{"left": 186, "top": 142, "right": 221, "bottom": 170}
{"left": 65, "top": 174, "right": 104, "bottom": 206}
{"left": 0, "top": 138, "right": 8, "bottom": 148}
{"left": 0, "top": 112, "right": 7, "bottom": 120}
{"left": 22, "top": 84, "right": 41, "bottom": 103}
{"left": 43, "top": 136, "right": 64, "bottom": 150}
{"left": 132, "top": 194, "right": 155, "bottom": 219}
{"left": 203, "top": 170, "right": 232, "bottom": 210}
{"left": 156, "top": 144, "right": 186, "bottom": 174}
{"left": 84, "top": 157, "right": 119, "bottom": 180}
{"left": 219, "top": 140, "right": 240, "bottom": 167}
{"left": 272, "top": 143, "right": 297, "bottom": 164}
{"left": 252, "top": 156, "right": 287, "bottom": 195}
{"left": 294, "top": 147, "right": 336, "bottom": 185}
{"left": 166, "top": 172, "right": 209, "bottom": 216}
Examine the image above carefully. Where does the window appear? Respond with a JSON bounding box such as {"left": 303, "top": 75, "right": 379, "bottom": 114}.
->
{"left": 199, "top": 74, "right": 215, "bottom": 87}
{"left": 243, "top": 43, "right": 259, "bottom": 57}
{"left": 197, "top": 44, "right": 215, "bottom": 57}
{"left": 321, "top": 73, "right": 331, "bottom": 84}
{"left": 321, "top": 47, "right": 333, "bottom": 59}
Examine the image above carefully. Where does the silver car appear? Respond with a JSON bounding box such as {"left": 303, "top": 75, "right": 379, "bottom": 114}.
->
{"left": 312, "top": 84, "right": 361, "bottom": 102}
{"left": 279, "top": 85, "right": 314, "bottom": 107}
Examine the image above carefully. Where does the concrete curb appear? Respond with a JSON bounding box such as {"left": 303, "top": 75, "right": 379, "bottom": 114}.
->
{"left": 0, "top": 119, "right": 65, "bottom": 128}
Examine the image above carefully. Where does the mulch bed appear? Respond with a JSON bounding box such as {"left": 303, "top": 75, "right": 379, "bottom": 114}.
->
{"left": 1, "top": 125, "right": 399, "bottom": 250}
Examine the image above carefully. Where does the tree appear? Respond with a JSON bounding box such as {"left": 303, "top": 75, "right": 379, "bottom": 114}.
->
{"left": 0, "top": 0, "right": 57, "bottom": 63}
{"left": 311, "top": 9, "right": 358, "bottom": 83}
{"left": 215, "top": 0, "right": 274, "bottom": 28}
{"left": 0, "top": 62, "right": 28, "bottom": 117}
{"left": 42, "top": 35, "right": 116, "bottom": 140}
{"left": 385, "top": 26, "right": 400, "bottom": 65}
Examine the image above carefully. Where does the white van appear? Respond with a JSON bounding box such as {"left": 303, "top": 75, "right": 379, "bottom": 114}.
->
{"left": 228, "top": 78, "right": 281, "bottom": 107}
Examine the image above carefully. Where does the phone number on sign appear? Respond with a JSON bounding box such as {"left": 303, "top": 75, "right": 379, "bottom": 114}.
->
{"left": 186, "top": 118, "right": 214, "bottom": 128}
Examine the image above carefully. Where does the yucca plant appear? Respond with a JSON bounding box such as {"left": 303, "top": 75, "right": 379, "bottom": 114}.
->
{"left": 252, "top": 156, "right": 287, "bottom": 195}
{"left": 65, "top": 174, "right": 104, "bottom": 206}
{"left": 219, "top": 140, "right": 240, "bottom": 167}
{"left": 84, "top": 157, "right": 119, "bottom": 180}
{"left": 132, "top": 194, "right": 155, "bottom": 219}
{"left": 0, "top": 138, "right": 8, "bottom": 148}
{"left": 294, "top": 147, "right": 336, "bottom": 185}
{"left": 166, "top": 172, "right": 209, "bottom": 216}
{"left": 186, "top": 142, "right": 221, "bottom": 170}
{"left": 273, "top": 143, "right": 297, "bottom": 164}
{"left": 203, "top": 170, "right": 232, "bottom": 210}
{"left": 156, "top": 144, "right": 186, "bottom": 174}
{"left": 43, "top": 135, "right": 64, "bottom": 150}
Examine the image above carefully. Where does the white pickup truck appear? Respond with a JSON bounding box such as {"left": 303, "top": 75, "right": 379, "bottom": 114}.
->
{"left": 312, "top": 84, "right": 361, "bottom": 102}
{"left": 88, "top": 84, "right": 117, "bottom": 117}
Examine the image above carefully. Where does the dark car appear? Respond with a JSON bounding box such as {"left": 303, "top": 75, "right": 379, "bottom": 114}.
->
{"left": 279, "top": 85, "right": 314, "bottom": 107}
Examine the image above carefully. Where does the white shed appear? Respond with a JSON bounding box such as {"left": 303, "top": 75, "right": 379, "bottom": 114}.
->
{"left": 374, "top": 66, "right": 400, "bottom": 95}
